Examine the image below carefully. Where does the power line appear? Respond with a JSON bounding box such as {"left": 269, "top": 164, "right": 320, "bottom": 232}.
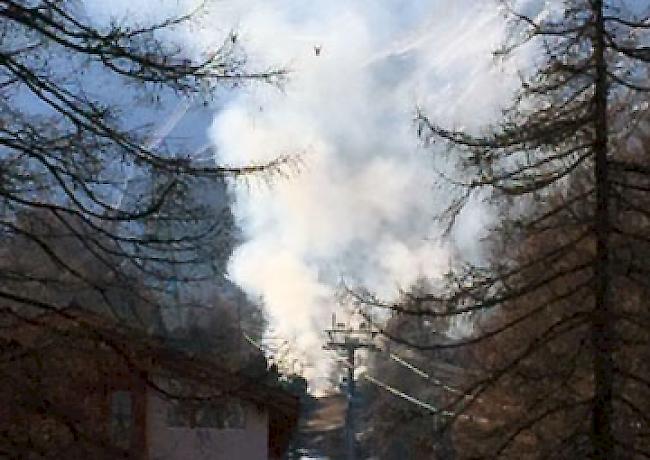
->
{"left": 361, "top": 373, "right": 488, "bottom": 424}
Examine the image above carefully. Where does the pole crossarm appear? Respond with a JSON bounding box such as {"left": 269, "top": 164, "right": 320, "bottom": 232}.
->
{"left": 322, "top": 313, "right": 379, "bottom": 460}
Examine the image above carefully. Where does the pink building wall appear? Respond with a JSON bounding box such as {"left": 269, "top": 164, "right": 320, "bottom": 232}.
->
{"left": 146, "top": 391, "right": 269, "bottom": 460}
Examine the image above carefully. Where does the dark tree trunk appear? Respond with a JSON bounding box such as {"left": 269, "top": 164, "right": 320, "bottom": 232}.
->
{"left": 591, "top": 2, "right": 614, "bottom": 458}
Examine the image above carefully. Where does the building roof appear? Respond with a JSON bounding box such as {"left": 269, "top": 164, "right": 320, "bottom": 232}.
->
{"left": 4, "top": 305, "right": 300, "bottom": 454}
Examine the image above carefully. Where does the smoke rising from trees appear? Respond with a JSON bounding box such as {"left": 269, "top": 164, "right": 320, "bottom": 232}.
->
{"left": 86, "top": 0, "right": 536, "bottom": 387}
{"left": 205, "top": 1, "right": 530, "bottom": 386}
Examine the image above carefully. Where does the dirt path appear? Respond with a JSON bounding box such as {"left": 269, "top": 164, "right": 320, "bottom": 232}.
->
{"left": 293, "top": 394, "right": 347, "bottom": 459}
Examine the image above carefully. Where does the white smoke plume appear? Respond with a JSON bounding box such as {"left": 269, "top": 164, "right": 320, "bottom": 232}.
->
{"left": 205, "top": 1, "right": 526, "bottom": 388}
{"left": 84, "top": 0, "right": 528, "bottom": 389}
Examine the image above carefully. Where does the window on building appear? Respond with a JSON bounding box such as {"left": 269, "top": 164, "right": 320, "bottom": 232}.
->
{"left": 196, "top": 400, "right": 246, "bottom": 429}
{"left": 110, "top": 391, "right": 133, "bottom": 448}
{"left": 166, "top": 399, "right": 195, "bottom": 428}
{"left": 166, "top": 398, "right": 246, "bottom": 429}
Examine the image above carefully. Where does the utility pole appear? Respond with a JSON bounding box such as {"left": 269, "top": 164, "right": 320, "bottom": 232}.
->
{"left": 323, "top": 313, "right": 377, "bottom": 460}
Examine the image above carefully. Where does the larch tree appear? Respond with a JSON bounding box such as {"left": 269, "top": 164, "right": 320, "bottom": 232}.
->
{"left": 0, "top": 0, "right": 282, "bottom": 456}
{"left": 357, "top": 1, "right": 650, "bottom": 458}
{"left": 0, "top": 0, "right": 283, "bottom": 318}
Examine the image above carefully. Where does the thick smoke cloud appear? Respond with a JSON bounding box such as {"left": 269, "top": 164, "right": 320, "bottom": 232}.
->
{"left": 206, "top": 1, "right": 525, "bottom": 387}
{"left": 84, "top": 0, "right": 526, "bottom": 388}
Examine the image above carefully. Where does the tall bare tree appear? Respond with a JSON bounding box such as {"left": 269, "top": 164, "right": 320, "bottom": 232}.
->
{"left": 357, "top": 1, "right": 650, "bottom": 458}
{"left": 0, "top": 0, "right": 283, "bottom": 456}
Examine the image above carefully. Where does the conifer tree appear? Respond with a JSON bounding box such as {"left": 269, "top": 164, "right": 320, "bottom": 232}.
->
{"left": 361, "top": 2, "right": 650, "bottom": 458}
